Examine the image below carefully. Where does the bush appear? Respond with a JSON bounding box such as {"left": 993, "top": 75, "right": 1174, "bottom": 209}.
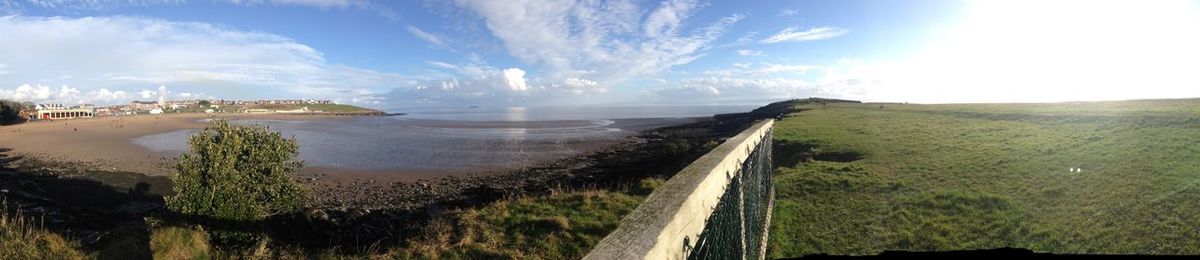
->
{"left": 165, "top": 120, "right": 309, "bottom": 221}
{"left": 0, "top": 99, "right": 31, "bottom": 125}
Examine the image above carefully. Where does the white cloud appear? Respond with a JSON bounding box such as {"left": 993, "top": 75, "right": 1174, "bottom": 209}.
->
{"left": 643, "top": 0, "right": 698, "bottom": 38}
{"left": 226, "top": 0, "right": 366, "bottom": 9}
{"left": 501, "top": 68, "right": 527, "bottom": 92}
{"left": 761, "top": 26, "right": 849, "bottom": 44}
{"left": 736, "top": 49, "right": 763, "bottom": 56}
{"left": 0, "top": 15, "right": 402, "bottom": 104}
{"left": 0, "top": 84, "right": 134, "bottom": 104}
{"left": 779, "top": 9, "right": 798, "bottom": 17}
{"left": 557, "top": 77, "right": 602, "bottom": 94}
{"left": 452, "top": 0, "right": 741, "bottom": 89}
{"left": 56, "top": 85, "right": 79, "bottom": 100}
{"left": 0, "top": 84, "right": 51, "bottom": 100}
{"left": 656, "top": 60, "right": 881, "bottom": 102}
{"left": 7, "top": 0, "right": 398, "bottom": 21}
{"left": 407, "top": 26, "right": 444, "bottom": 46}
{"left": 701, "top": 62, "right": 816, "bottom": 78}
{"left": 20, "top": 0, "right": 185, "bottom": 10}
{"left": 426, "top": 60, "right": 460, "bottom": 71}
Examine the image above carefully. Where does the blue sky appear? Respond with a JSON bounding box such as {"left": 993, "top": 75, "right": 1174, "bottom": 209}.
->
{"left": 2, "top": 0, "right": 1199, "bottom": 110}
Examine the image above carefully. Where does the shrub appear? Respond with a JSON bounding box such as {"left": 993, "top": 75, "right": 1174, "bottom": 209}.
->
{"left": 0, "top": 99, "right": 31, "bottom": 125}
{"left": 165, "top": 120, "right": 309, "bottom": 221}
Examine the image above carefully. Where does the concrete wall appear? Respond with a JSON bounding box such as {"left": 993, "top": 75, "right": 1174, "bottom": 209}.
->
{"left": 585, "top": 119, "right": 774, "bottom": 260}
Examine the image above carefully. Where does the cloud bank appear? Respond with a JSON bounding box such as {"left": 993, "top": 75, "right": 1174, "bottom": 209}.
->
{"left": 0, "top": 15, "right": 402, "bottom": 105}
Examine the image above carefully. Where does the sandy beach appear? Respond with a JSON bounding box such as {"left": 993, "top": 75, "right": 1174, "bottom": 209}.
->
{"left": 0, "top": 113, "right": 347, "bottom": 176}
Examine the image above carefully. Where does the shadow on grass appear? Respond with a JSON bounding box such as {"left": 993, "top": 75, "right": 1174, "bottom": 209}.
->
{"left": 1, "top": 148, "right": 172, "bottom": 259}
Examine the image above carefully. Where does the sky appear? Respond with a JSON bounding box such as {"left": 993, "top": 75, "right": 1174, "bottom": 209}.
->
{"left": 1, "top": 0, "right": 1199, "bottom": 110}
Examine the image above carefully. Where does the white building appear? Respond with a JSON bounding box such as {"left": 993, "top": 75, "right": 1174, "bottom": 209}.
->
{"left": 35, "top": 104, "right": 95, "bottom": 120}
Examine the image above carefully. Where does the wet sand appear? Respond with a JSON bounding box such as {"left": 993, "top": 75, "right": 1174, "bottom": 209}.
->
{"left": 0, "top": 113, "right": 347, "bottom": 175}
{"left": 0, "top": 114, "right": 682, "bottom": 183}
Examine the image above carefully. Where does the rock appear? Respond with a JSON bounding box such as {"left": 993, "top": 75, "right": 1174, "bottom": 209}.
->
{"left": 303, "top": 208, "right": 331, "bottom": 223}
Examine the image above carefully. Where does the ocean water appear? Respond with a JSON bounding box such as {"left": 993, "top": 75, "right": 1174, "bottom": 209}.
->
{"left": 132, "top": 105, "right": 756, "bottom": 172}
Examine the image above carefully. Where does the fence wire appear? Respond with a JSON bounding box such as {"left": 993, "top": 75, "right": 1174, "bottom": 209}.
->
{"left": 687, "top": 129, "right": 774, "bottom": 260}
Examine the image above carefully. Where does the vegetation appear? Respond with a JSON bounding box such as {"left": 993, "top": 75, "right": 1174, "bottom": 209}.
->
{"left": 0, "top": 99, "right": 32, "bottom": 125}
{"left": 149, "top": 226, "right": 212, "bottom": 260}
{"left": 388, "top": 189, "right": 645, "bottom": 259}
{"left": 165, "top": 120, "right": 310, "bottom": 221}
{"left": 769, "top": 100, "right": 1200, "bottom": 257}
{"left": 1, "top": 200, "right": 87, "bottom": 259}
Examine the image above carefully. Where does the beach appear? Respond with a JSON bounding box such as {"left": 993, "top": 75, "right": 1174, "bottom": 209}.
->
{"left": 0, "top": 113, "right": 349, "bottom": 176}
{"left": 0, "top": 113, "right": 697, "bottom": 182}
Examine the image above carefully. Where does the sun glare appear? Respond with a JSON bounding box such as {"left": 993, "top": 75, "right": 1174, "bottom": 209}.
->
{"left": 881, "top": 0, "right": 1200, "bottom": 103}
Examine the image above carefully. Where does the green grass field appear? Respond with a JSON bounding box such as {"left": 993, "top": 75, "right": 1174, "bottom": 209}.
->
{"left": 769, "top": 99, "right": 1200, "bottom": 257}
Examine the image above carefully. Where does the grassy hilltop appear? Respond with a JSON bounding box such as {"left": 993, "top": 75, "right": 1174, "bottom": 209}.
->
{"left": 770, "top": 99, "right": 1200, "bottom": 257}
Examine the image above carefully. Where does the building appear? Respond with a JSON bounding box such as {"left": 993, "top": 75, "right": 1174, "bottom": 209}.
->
{"left": 35, "top": 104, "right": 95, "bottom": 120}
{"left": 130, "top": 101, "right": 160, "bottom": 111}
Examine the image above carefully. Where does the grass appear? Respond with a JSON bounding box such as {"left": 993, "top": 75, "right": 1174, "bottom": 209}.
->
{"left": 769, "top": 100, "right": 1200, "bottom": 257}
{"left": 1, "top": 199, "right": 87, "bottom": 259}
{"left": 1, "top": 183, "right": 647, "bottom": 260}
{"left": 149, "top": 226, "right": 212, "bottom": 260}
{"left": 388, "top": 189, "right": 646, "bottom": 259}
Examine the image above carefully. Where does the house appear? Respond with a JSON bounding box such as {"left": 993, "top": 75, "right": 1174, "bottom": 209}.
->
{"left": 130, "top": 101, "right": 160, "bottom": 111}
{"left": 276, "top": 106, "right": 311, "bottom": 114}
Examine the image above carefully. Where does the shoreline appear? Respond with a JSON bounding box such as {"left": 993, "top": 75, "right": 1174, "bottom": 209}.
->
{"left": 0, "top": 113, "right": 359, "bottom": 176}
{"left": 0, "top": 99, "right": 804, "bottom": 251}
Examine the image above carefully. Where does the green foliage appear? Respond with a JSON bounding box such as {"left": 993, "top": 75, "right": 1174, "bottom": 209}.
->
{"left": 770, "top": 100, "right": 1200, "bottom": 257}
{"left": 663, "top": 138, "right": 692, "bottom": 156}
{"left": 197, "top": 100, "right": 211, "bottom": 107}
{"left": 391, "top": 190, "right": 643, "bottom": 259}
{"left": 165, "top": 120, "right": 310, "bottom": 221}
{"left": 636, "top": 177, "right": 666, "bottom": 195}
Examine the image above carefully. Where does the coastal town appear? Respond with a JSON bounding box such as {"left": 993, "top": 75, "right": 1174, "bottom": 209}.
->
{"left": 20, "top": 98, "right": 359, "bottom": 121}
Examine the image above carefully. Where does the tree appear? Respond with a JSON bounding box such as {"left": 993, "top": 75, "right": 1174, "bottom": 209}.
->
{"left": 165, "top": 120, "right": 309, "bottom": 221}
{"left": 198, "top": 100, "right": 211, "bottom": 107}
{"left": 0, "top": 99, "right": 28, "bottom": 125}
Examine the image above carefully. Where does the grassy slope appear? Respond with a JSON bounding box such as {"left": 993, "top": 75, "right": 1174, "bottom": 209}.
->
{"left": 1, "top": 201, "right": 88, "bottom": 259}
{"left": 389, "top": 190, "right": 645, "bottom": 259}
{"left": 770, "top": 100, "right": 1200, "bottom": 257}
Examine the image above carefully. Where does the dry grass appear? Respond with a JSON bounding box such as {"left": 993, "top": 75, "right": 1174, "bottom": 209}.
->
{"left": 149, "top": 226, "right": 212, "bottom": 260}
{"left": 386, "top": 188, "right": 645, "bottom": 259}
{"left": 0, "top": 199, "right": 87, "bottom": 260}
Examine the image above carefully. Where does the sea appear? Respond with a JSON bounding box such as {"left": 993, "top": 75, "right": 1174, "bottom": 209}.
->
{"left": 132, "top": 105, "right": 757, "bottom": 172}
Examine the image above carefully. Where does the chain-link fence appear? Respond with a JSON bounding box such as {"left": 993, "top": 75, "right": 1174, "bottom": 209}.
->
{"left": 686, "top": 129, "right": 773, "bottom": 260}
{"left": 585, "top": 119, "right": 775, "bottom": 260}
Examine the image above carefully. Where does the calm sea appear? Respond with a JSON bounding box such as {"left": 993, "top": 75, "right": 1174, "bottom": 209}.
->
{"left": 132, "top": 105, "right": 756, "bottom": 172}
